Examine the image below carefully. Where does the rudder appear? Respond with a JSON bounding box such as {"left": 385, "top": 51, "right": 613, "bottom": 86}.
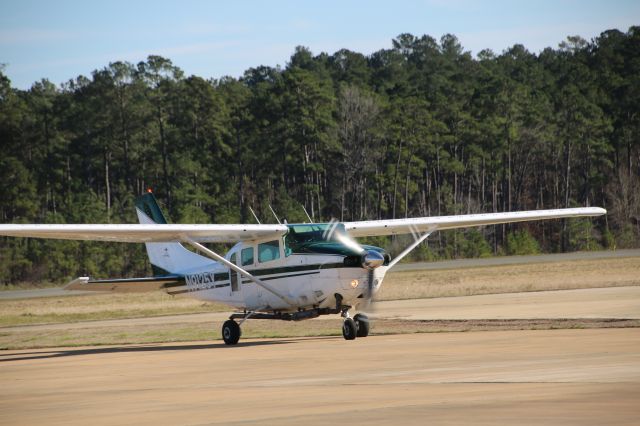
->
{"left": 135, "top": 192, "right": 212, "bottom": 275}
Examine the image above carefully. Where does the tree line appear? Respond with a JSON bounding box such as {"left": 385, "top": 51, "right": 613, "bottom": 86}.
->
{"left": 1, "top": 28, "right": 639, "bottom": 284}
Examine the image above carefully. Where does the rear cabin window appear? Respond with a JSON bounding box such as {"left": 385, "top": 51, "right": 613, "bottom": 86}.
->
{"left": 258, "top": 240, "right": 281, "bottom": 263}
{"left": 241, "top": 247, "right": 254, "bottom": 266}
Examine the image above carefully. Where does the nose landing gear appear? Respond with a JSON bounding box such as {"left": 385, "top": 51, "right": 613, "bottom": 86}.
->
{"left": 342, "top": 317, "right": 357, "bottom": 340}
{"left": 341, "top": 311, "right": 369, "bottom": 340}
{"left": 354, "top": 313, "right": 370, "bottom": 337}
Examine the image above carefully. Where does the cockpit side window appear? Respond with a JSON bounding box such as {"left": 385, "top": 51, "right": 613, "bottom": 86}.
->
{"left": 258, "top": 240, "right": 281, "bottom": 263}
{"left": 241, "top": 247, "right": 254, "bottom": 266}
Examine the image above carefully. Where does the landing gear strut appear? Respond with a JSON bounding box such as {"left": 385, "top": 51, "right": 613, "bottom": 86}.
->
{"left": 338, "top": 293, "right": 369, "bottom": 340}
{"left": 341, "top": 313, "right": 369, "bottom": 340}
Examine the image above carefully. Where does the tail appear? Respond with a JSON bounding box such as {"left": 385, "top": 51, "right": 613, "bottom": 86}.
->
{"left": 135, "top": 192, "right": 212, "bottom": 275}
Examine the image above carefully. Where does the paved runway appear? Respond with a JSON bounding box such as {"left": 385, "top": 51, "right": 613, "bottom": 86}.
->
{"left": 1, "top": 328, "right": 639, "bottom": 425}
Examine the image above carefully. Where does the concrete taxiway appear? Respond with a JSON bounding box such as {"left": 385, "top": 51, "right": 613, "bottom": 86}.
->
{"left": 1, "top": 328, "right": 639, "bottom": 425}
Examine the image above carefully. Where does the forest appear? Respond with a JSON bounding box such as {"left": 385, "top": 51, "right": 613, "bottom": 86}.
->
{"left": 1, "top": 27, "right": 639, "bottom": 285}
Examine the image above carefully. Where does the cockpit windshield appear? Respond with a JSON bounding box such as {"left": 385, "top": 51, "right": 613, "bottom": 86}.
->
{"left": 283, "top": 223, "right": 385, "bottom": 257}
{"left": 286, "top": 223, "right": 343, "bottom": 245}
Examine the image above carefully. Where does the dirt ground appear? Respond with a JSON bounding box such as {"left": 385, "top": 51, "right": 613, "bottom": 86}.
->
{"left": 1, "top": 252, "right": 639, "bottom": 424}
{"left": 1, "top": 328, "right": 639, "bottom": 425}
{"left": 2, "top": 286, "right": 639, "bottom": 349}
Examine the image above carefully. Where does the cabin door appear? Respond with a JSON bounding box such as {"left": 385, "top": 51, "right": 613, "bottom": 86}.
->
{"left": 228, "top": 253, "right": 243, "bottom": 303}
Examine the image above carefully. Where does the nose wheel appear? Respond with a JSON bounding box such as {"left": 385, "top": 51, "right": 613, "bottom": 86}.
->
{"left": 342, "top": 313, "right": 369, "bottom": 340}
{"left": 342, "top": 317, "right": 357, "bottom": 340}
{"left": 354, "top": 313, "right": 370, "bottom": 337}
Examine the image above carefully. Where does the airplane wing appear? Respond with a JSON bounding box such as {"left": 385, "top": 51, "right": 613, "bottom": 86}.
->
{"left": 343, "top": 207, "right": 606, "bottom": 237}
{"left": 0, "top": 208, "right": 606, "bottom": 242}
{"left": 0, "top": 224, "right": 288, "bottom": 243}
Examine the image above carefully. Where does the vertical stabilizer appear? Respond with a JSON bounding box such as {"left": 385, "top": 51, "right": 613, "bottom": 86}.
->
{"left": 135, "top": 193, "right": 212, "bottom": 275}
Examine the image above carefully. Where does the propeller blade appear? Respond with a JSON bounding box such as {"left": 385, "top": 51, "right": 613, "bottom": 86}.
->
{"left": 324, "top": 218, "right": 384, "bottom": 312}
{"left": 325, "top": 218, "right": 366, "bottom": 254}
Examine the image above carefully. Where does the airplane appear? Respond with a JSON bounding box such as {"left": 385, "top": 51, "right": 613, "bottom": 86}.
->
{"left": 0, "top": 192, "right": 606, "bottom": 344}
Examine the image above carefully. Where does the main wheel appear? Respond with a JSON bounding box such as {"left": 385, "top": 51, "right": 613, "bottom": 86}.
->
{"left": 222, "top": 320, "right": 241, "bottom": 345}
{"left": 342, "top": 318, "right": 357, "bottom": 340}
{"left": 354, "top": 313, "right": 370, "bottom": 337}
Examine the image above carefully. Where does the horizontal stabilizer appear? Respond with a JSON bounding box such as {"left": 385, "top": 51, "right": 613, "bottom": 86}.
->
{"left": 65, "top": 275, "right": 183, "bottom": 293}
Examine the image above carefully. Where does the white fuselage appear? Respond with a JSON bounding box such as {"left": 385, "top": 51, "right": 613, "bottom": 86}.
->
{"left": 167, "top": 241, "right": 388, "bottom": 313}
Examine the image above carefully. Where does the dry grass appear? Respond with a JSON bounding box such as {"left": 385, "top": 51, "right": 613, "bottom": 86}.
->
{"left": 1, "top": 256, "right": 639, "bottom": 349}
{"left": 377, "top": 257, "right": 640, "bottom": 301}
{"left": 0, "top": 292, "right": 228, "bottom": 327}
{"left": 1, "top": 257, "right": 638, "bottom": 328}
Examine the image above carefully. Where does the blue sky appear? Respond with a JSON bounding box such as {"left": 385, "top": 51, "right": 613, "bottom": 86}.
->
{"left": 1, "top": 0, "right": 638, "bottom": 89}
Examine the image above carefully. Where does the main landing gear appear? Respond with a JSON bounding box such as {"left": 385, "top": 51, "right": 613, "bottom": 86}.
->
{"left": 220, "top": 294, "right": 369, "bottom": 345}
{"left": 221, "top": 312, "right": 370, "bottom": 345}
{"left": 222, "top": 319, "right": 241, "bottom": 345}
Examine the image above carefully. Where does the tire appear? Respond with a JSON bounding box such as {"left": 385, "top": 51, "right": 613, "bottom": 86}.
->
{"left": 222, "top": 320, "right": 241, "bottom": 345}
{"left": 354, "top": 313, "right": 370, "bottom": 338}
{"left": 342, "top": 318, "right": 357, "bottom": 340}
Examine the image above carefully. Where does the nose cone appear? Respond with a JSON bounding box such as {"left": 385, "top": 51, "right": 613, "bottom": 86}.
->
{"left": 361, "top": 250, "right": 385, "bottom": 270}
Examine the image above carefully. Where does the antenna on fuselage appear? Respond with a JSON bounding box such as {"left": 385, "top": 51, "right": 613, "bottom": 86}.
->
{"left": 268, "top": 204, "right": 282, "bottom": 224}
{"left": 301, "top": 204, "right": 313, "bottom": 223}
{"left": 248, "top": 206, "right": 261, "bottom": 224}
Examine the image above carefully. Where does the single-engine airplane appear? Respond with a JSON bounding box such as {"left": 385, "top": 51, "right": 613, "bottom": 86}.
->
{"left": 0, "top": 192, "right": 606, "bottom": 344}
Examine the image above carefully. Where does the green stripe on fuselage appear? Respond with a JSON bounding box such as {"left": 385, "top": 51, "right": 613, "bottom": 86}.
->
{"left": 176, "top": 262, "right": 355, "bottom": 294}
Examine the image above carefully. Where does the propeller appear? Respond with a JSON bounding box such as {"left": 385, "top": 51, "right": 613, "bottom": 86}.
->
{"left": 325, "top": 219, "right": 431, "bottom": 314}
{"left": 323, "top": 218, "right": 385, "bottom": 310}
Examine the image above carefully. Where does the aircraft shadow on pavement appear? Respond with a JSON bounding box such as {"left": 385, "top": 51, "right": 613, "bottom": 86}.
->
{"left": 0, "top": 336, "right": 339, "bottom": 363}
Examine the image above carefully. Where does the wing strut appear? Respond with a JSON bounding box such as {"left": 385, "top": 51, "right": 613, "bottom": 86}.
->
{"left": 387, "top": 231, "right": 433, "bottom": 269}
{"left": 182, "top": 237, "right": 295, "bottom": 307}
